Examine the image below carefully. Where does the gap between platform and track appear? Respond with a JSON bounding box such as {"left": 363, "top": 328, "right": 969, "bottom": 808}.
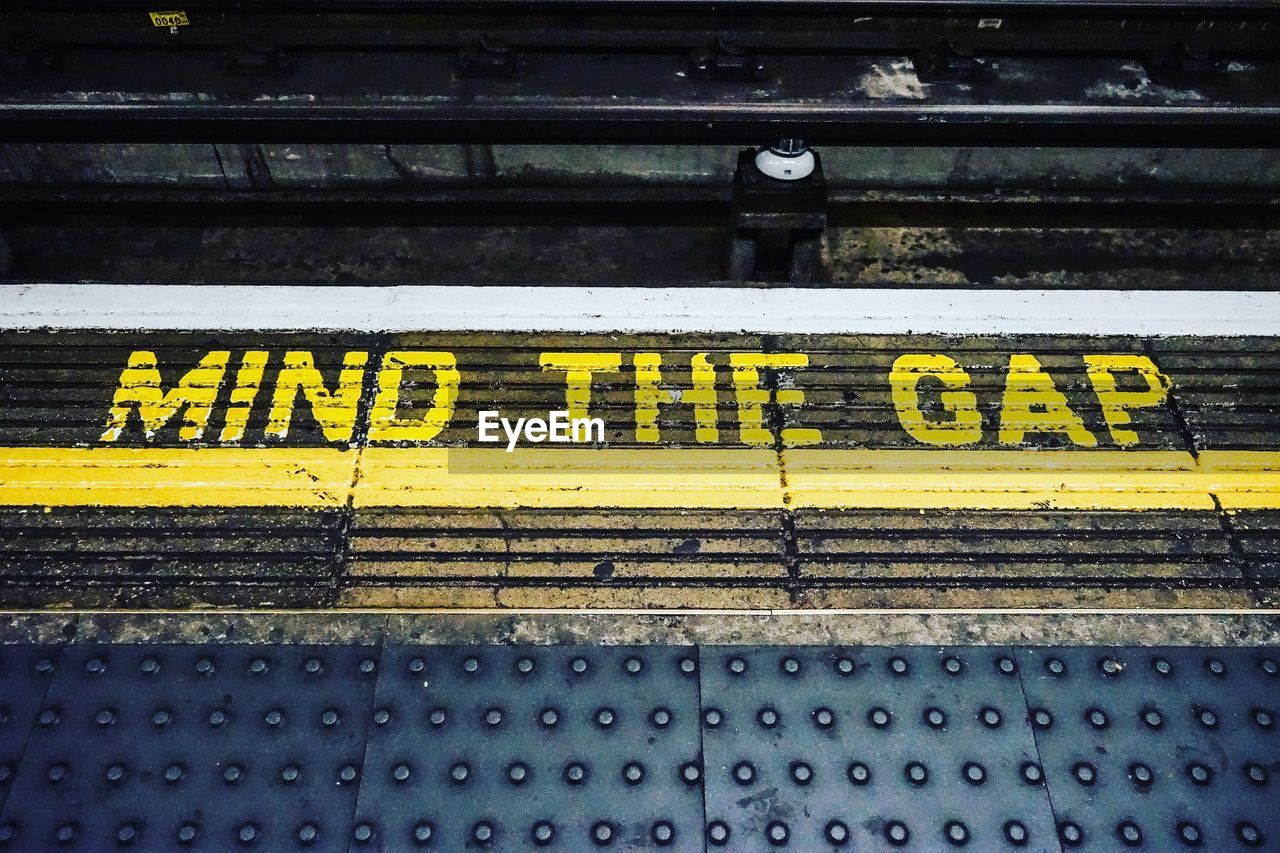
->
{"left": 5, "top": 284, "right": 1280, "bottom": 335}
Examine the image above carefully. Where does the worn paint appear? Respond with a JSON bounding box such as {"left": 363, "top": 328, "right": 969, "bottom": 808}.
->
{"left": 367, "top": 350, "right": 460, "bottom": 444}
{"left": 890, "top": 353, "right": 983, "bottom": 446}
{"left": 5, "top": 446, "right": 1280, "bottom": 511}
{"left": 94, "top": 347, "right": 1170, "bottom": 448}
{"left": 264, "top": 350, "right": 367, "bottom": 443}
{"left": 99, "top": 350, "right": 229, "bottom": 443}
{"left": 633, "top": 353, "right": 719, "bottom": 443}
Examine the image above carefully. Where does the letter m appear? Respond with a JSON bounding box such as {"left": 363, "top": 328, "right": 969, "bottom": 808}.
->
{"left": 100, "top": 350, "right": 230, "bottom": 442}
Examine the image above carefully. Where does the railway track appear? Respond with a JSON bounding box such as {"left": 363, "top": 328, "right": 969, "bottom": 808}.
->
{"left": 5, "top": 0, "right": 1280, "bottom": 144}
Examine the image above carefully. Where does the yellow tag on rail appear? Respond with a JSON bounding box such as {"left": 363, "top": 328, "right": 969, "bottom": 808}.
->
{"left": 148, "top": 11, "right": 189, "bottom": 27}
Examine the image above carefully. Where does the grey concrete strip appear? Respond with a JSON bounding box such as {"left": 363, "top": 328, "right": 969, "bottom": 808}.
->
{"left": 0, "top": 613, "right": 78, "bottom": 645}
{"left": 2, "top": 611, "right": 1277, "bottom": 647}
{"left": 62, "top": 613, "right": 389, "bottom": 646}
{"left": 384, "top": 612, "right": 1280, "bottom": 647}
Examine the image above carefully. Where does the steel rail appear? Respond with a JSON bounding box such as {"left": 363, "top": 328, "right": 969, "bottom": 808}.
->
{"left": 5, "top": 0, "right": 1280, "bottom": 145}
{"left": 5, "top": 103, "right": 1280, "bottom": 146}
{"left": 12, "top": 0, "right": 1280, "bottom": 10}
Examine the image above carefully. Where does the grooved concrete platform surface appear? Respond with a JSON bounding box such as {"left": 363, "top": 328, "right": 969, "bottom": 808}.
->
{"left": 2, "top": 331, "right": 1279, "bottom": 610}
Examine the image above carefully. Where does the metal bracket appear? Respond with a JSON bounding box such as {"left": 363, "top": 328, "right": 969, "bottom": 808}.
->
{"left": 456, "top": 37, "right": 525, "bottom": 79}
{"left": 222, "top": 36, "right": 293, "bottom": 77}
{"left": 728, "top": 146, "right": 827, "bottom": 284}
{"left": 691, "top": 37, "right": 767, "bottom": 81}
{"left": 914, "top": 39, "right": 984, "bottom": 83}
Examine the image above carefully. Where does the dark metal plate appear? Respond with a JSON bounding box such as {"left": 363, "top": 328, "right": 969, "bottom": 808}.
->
{"left": 352, "top": 645, "right": 704, "bottom": 851}
{"left": 1020, "top": 647, "right": 1280, "bottom": 851}
{"left": 0, "top": 645, "right": 60, "bottom": 820}
{"left": 700, "top": 646, "right": 1058, "bottom": 852}
{"left": 0, "top": 644, "right": 379, "bottom": 851}
{"left": 0, "top": 642, "right": 1275, "bottom": 851}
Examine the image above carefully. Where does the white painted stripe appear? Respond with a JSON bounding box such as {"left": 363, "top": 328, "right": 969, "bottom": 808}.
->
{"left": 4, "top": 283, "right": 1280, "bottom": 335}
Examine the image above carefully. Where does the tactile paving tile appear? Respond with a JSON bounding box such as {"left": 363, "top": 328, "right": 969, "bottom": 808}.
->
{"left": 353, "top": 645, "right": 704, "bottom": 851}
{"left": 699, "top": 646, "right": 1058, "bottom": 852}
{"left": 0, "top": 642, "right": 1277, "bottom": 852}
{"left": 1020, "top": 647, "right": 1280, "bottom": 851}
{"left": 0, "top": 644, "right": 379, "bottom": 851}
{"left": 0, "top": 646, "right": 60, "bottom": 821}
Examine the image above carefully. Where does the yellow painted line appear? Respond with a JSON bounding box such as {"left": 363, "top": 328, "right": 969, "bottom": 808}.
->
{"left": 354, "top": 447, "right": 784, "bottom": 509}
{"left": 2, "top": 446, "right": 1280, "bottom": 510}
{"left": 0, "top": 447, "right": 355, "bottom": 507}
{"left": 1198, "top": 450, "right": 1280, "bottom": 510}
{"left": 784, "top": 449, "right": 1218, "bottom": 510}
